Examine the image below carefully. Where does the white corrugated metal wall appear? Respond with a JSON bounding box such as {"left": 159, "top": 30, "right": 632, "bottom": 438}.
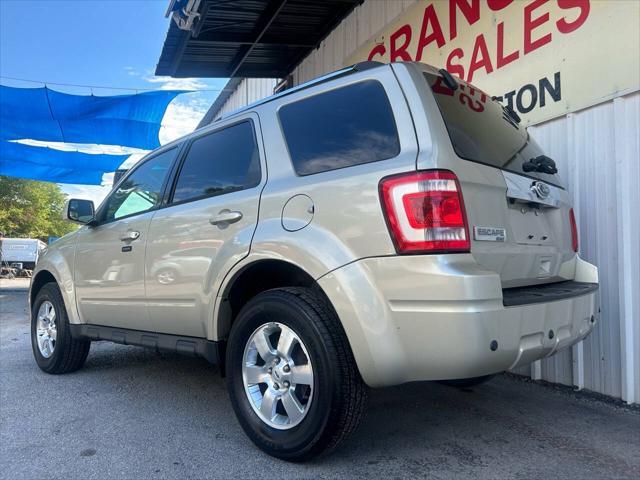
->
{"left": 293, "top": 0, "right": 418, "bottom": 84}
{"left": 214, "top": 78, "right": 278, "bottom": 119}
{"left": 523, "top": 93, "right": 640, "bottom": 404}
{"left": 209, "top": 0, "right": 639, "bottom": 403}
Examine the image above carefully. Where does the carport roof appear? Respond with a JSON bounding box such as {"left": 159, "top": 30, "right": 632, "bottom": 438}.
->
{"left": 156, "top": 0, "right": 362, "bottom": 78}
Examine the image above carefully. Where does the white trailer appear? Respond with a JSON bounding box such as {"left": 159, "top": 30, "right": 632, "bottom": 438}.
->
{"left": 0, "top": 238, "right": 47, "bottom": 270}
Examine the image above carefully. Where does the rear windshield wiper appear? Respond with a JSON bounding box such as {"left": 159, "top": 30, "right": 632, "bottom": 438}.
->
{"left": 438, "top": 68, "right": 459, "bottom": 91}
{"left": 504, "top": 105, "right": 521, "bottom": 124}
{"left": 523, "top": 155, "right": 558, "bottom": 174}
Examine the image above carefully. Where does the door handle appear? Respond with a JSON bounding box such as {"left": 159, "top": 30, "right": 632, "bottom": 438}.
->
{"left": 209, "top": 210, "right": 243, "bottom": 227}
{"left": 120, "top": 231, "right": 140, "bottom": 241}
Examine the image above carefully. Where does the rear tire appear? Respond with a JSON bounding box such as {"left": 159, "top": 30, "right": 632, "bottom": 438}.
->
{"left": 226, "top": 287, "right": 368, "bottom": 461}
{"left": 31, "top": 282, "right": 90, "bottom": 374}
{"left": 438, "top": 374, "right": 496, "bottom": 388}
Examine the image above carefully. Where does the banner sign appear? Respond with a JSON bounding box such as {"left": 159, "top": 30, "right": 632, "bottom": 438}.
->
{"left": 345, "top": 0, "right": 640, "bottom": 125}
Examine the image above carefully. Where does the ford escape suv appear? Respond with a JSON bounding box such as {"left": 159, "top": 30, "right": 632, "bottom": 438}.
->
{"left": 29, "top": 61, "right": 598, "bottom": 461}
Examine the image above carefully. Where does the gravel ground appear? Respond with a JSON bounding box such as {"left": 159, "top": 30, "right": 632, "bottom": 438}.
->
{"left": 1, "top": 287, "right": 639, "bottom": 479}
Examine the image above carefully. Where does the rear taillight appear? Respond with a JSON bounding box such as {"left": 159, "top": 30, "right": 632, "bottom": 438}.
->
{"left": 569, "top": 208, "right": 579, "bottom": 252}
{"left": 380, "top": 170, "right": 470, "bottom": 254}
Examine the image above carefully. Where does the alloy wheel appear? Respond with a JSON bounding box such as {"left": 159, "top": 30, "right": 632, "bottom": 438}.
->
{"left": 36, "top": 301, "right": 57, "bottom": 358}
{"left": 242, "top": 322, "right": 314, "bottom": 429}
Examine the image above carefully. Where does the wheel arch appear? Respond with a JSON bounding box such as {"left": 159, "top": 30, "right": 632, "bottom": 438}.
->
{"left": 30, "top": 270, "right": 58, "bottom": 309}
{"left": 216, "top": 259, "right": 330, "bottom": 342}
{"left": 30, "top": 266, "right": 81, "bottom": 325}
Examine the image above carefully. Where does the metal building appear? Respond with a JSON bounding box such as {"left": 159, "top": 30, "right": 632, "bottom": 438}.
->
{"left": 158, "top": 0, "right": 640, "bottom": 404}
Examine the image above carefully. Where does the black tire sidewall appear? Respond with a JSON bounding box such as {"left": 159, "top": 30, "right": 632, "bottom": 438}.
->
{"left": 226, "top": 290, "right": 340, "bottom": 460}
{"left": 31, "top": 283, "right": 68, "bottom": 372}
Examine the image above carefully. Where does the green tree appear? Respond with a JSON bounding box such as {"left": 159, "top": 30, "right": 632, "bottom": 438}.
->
{"left": 0, "top": 176, "right": 76, "bottom": 241}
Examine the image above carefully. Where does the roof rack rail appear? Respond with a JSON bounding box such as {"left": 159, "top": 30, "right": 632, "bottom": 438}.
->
{"left": 216, "top": 61, "right": 386, "bottom": 122}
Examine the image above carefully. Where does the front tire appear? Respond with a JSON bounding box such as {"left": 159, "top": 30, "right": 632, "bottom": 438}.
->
{"left": 31, "top": 282, "right": 90, "bottom": 374}
{"left": 226, "top": 287, "right": 368, "bottom": 461}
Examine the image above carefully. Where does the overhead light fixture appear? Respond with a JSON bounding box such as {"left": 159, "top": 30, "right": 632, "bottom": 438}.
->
{"left": 165, "top": 0, "right": 202, "bottom": 32}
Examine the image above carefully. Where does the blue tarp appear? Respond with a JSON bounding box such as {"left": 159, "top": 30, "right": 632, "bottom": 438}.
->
{"left": 0, "top": 158, "right": 107, "bottom": 185}
{"left": 0, "top": 85, "right": 184, "bottom": 149}
{"left": 0, "top": 141, "right": 129, "bottom": 185}
{"left": 1, "top": 141, "right": 129, "bottom": 171}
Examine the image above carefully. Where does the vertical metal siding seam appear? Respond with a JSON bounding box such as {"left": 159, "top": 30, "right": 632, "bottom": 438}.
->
{"left": 592, "top": 106, "right": 610, "bottom": 397}
{"left": 581, "top": 107, "right": 601, "bottom": 395}
{"left": 615, "top": 96, "right": 639, "bottom": 404}
{"left": 567, "top": 111, "right": 585, "bottom": 391}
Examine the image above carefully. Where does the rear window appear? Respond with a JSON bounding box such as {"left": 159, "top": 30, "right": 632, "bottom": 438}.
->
{"left": 278, "top": 80, "right": 400, "bottom": 176}
{"left": 424, "top": 72, "right": 561, "bottom": 187}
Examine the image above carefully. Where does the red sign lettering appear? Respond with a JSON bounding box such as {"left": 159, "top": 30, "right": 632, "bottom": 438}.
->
{"left": 524, "top": 0, "right": 553, "bottom": 54}
{"left": 366, "top": 0, "right": 592, "bottom": 84}
{"left": 416, "top": 4, "right": 446, "bottom": 61}
{"left": 390, "top": 24, "right": 413, "bottom": 61}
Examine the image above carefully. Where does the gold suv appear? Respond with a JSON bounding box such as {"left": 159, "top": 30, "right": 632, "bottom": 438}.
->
{"left": 30, "top": 62, "right": 598, "bottom": 461}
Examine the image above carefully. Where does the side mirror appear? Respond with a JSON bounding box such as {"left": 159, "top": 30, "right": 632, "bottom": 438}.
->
{"left": 64, "top": 199, "right": 95, "bottom": 224}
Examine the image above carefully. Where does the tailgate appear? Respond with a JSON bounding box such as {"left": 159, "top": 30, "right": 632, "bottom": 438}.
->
{"left": 413, "top": 66, "right": 578, "bottom": 287}
{"left": 457, "top": 164, "right": 577, "bottom": 287}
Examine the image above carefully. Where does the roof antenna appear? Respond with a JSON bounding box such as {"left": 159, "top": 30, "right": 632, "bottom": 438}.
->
{"left": 438, "top": 68, "right": 459, "bottom": 91}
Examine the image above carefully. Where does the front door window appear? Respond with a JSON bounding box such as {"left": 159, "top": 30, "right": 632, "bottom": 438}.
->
{"left": 103, "top": 148, "right": 177, "bottom": 222}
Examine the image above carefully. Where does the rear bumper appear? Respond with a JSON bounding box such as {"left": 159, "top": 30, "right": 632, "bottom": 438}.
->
{"left": 318, "top": 254, "right": 598, "bottom": 388}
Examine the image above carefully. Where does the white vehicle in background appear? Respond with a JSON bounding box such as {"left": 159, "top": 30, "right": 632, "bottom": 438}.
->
{"left": 0, "top": 238, "right": 47, "bottom": 270}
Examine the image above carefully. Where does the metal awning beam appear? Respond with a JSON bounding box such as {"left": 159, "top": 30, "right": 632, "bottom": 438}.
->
{"left": 227, "top": 0, "right": 288, "bottom": 78}
{"left": 156, "top": 0, "right": 363, "bottom": 78}
{"left": 191, "top": 34, "right": 314, "bottom": 48}
{"left": 169, "top": 31, "right": 192, "bottom": 76}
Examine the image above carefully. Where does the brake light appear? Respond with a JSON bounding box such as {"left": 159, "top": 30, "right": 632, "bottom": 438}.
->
{"left": 380, "top": 170, "right": 470, "bottom": 253}
{"left": 569, "top": 208, "right": 579, "bottom": 252}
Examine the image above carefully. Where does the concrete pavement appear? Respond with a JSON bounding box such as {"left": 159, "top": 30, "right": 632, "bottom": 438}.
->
{"left": 1, "top": 287, "right": 638, "bottom": 479}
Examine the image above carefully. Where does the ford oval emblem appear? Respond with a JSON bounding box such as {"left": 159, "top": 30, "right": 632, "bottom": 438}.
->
{"left": 531, "top": 181, "right": 550, "bottom": 199}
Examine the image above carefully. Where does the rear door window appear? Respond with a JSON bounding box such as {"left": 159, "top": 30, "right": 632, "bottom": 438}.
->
{"left": 171, "top": 121, "right": 261, "bottom": 204}
{"left": 423, "top": 72, "right": 562, "bottom": 187}
{"left": 278, "top": 80, "right": 400, "bottom": 176}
